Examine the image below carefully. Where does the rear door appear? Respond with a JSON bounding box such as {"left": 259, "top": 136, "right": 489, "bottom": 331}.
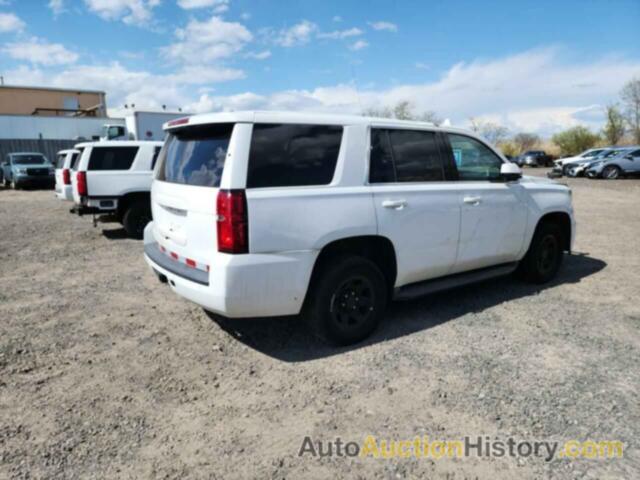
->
{"left": 620, "top": 148, "right": 640, "bottom": 172}
{"left": 370, "top": 128, "right": 460, "bottom": 286}
{"left": 443, "top": 133, "right": 528, "bottom": 272}
{"left": 151, "top": 123, "right": 238, "bottom": 268}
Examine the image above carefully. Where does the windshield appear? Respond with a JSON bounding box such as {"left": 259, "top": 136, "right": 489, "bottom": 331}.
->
{"left": 13, "top": 155, "right": 46, "bottom": 165}
{"left": 583, "top": 149, "right": 603, "bottom": 158}
{"left": 157, "top": 123, "right": 233, "bottom": 187}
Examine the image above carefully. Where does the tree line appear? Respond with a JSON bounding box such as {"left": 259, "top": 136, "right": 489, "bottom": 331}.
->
{"left": 362, "top": 77, "right": 640, "bottom": 157}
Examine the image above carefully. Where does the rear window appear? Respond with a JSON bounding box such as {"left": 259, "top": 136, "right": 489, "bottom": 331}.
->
{"left": 71, "top": 149, "right": 83, "bottom": 170}
{"left": 88, "top": 147, "right": 138, "bottom": 171}
{"left": 157, "top": 123, "right": 233, "bottom": 187}
{"left": 247, "top": 124, "right": 343, "bottom": 188}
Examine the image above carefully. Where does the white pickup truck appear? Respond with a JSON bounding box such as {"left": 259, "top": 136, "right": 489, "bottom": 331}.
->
{"left": 143, "top": 112, "right": 575, "bottom": 345}
{"left": 71, "top": 140, "right": 163, "bottom": 238}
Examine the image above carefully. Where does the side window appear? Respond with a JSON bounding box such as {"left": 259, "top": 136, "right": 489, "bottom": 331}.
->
{"left": 71, "top": 149, "right": 83, "bottom": 170}
{"left": 88, "top": 147, "right": 138, "bottom": 171}
{"left": 247, "top": 124, "right": 343, "bottom": 188}
{"left": 369, "top": 129, "right": 395, "bottom": 183}
{"left": 448, "top": 134, "right": 503, "bottom": 181}
{"left": 369, "top": 128, "right": 445, "bottom": 183}
{"left": 151, "top": 146, "right": 161, "bottom": 170}
{"left": 389, "top": 130, "right": 444, "bottom": 182}
{"left": 56, "top": 154, "right": 66, "bottom": 168}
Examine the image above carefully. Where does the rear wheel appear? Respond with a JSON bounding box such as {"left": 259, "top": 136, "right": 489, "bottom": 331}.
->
{"left": 305, "top": 256, "right": 387, "bottom": 346}
{"left": 602, "top": 165, "right": 621, "bottom": 179}
{"left": 518, "top": 223, "right": 564, "bottom": 284}
{"left": 122, "top": 202, "right": 152, "bottom": 239}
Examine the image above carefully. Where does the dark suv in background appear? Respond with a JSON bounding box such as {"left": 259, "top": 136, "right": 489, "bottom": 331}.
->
{"left": 515, "top": 150, "right": 553, "bottom": 167}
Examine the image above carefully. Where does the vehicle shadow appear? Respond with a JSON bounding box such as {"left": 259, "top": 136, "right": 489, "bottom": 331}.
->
{"left": 206, "top": 253, "right": 606, "bottom": 363}
{"left": 102, "top": 228, "right": 130, "bottom": 240}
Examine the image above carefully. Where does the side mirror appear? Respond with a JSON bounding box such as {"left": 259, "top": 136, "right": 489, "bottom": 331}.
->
{"left": 625, "top": 154, "right": 634, "bottom": 160}
{"left": 501, "top": 162, "right": 522, "bottom": 181}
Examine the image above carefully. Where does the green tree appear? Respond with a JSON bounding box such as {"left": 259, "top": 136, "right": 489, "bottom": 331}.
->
{"left": 620, "top": 77, "right": 640, "bottom": 143}
{"left": 362, "top": 101, "right": 442, "bottom": 125}
{"left": 602, "top": 104, "right": 626, "bottom": 145}
{"left": 551, "top": 126, "right": 600, "bottom": 156}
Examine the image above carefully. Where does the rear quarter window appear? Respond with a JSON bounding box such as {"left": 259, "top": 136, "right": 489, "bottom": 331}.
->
{"left": 71, "top": 149, "right": 83, "bottom": 170}
{"left": 247, "top": 124, "right": 343, "bottom": 188}
{"left": 88, "top": 146, "right": 138, "bottom": 171}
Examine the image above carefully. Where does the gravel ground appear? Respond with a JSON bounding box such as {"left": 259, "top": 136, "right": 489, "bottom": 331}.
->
{"left": 1, "top": 171, "right": 639, "bottom": 479}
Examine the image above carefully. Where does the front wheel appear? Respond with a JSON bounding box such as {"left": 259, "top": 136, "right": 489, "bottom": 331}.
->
{"left": 122, "top": 202, "right": 152, "bottom": 239}
{"left": 305, "top": 256, "right": 388, "bottom": 346}
{"left": 10, "top": 178, "right": 19, "bottom": 189}
{"left": 518, "top": 223, "right": 564, "bottom": 284}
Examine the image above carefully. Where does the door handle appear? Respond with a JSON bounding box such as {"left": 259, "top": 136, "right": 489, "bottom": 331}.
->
{"left": 463, "top": 196, "right": 482, "bottom": 205}
{"left": 382, "top": 199, "right": 407, "bottom": 210}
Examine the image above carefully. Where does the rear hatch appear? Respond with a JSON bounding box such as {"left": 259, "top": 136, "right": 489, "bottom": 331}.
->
{"left": 151, "top": 123, "right": 235, "bottom": 270}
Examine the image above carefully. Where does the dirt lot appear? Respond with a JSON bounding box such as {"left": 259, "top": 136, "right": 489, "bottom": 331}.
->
{"left": 1, "top": 171, "right": 639, "bottom": 479}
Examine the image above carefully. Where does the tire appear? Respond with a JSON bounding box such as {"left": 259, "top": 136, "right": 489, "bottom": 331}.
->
{"left": 305, "top": 255, "right": 388, "bottom": 346}
{"left": 562, "top": 164, "right": 572, "bottom": 176}
{"left": 602, "top": 165, "right": 621, "bottom": 180}
{"left": 10, "top": 178, "right": 18, "bottom": 190}
{"left": 518, "top": 222, "right": 564, "bottom": 284}
{"left": 122, "top": 201, "right": 152, "bottom": 239}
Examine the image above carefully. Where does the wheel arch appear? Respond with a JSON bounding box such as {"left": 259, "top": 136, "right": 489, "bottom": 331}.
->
{"left": 533, "top": 211, "right": 572, "bottom": 252}
{"left": 306, "top": 235, "right": 398, "bottom": 302}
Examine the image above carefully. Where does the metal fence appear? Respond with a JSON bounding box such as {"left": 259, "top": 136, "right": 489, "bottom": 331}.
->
{"left": 0, "top": 139, "right": 78, "bottom": 163}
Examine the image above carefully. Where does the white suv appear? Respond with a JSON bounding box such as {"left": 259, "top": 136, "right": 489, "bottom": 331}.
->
{"left": 54, "top": 148, "right": 80, "bottom": 201}
{"left": 71, "top": 140, "right": 163, "bottom": 238}
{"left": 144, "top": 112, "right": 575, "bottom": 345}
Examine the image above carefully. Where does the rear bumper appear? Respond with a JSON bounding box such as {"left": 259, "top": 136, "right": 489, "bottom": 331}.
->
{"left": 55, "top": 185, "right": 73, "bottom": 201}
{"left": 142, "top": 222, "right": 317, "bottom": 318}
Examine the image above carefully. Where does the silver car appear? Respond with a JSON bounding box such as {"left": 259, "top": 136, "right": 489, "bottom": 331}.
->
{"left": 586, "top": 146, "right": 640, "bottom": 179}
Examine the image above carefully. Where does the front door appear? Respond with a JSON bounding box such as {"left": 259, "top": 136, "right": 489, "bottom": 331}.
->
{"left": 443, "top": 133, "right": 528, "bottom": 273}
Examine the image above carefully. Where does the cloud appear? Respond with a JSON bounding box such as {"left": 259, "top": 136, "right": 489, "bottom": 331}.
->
{"left": 318, "top": 27, "right": 363, "bottom": 40}
{"left": 48, "top": 0, "right": 65, "bottom": 15}
{"left": 83, "top": 0, "right": 160, "bottom": 26}
{"left": 348, "top": 40, "right": 369, "bottom": 51}
{"left": 332, "top": 16, "right": 342, "bottom": 23}
{"left": 186, "top": 48, "right": 640, "bottom": 135}
{"left": 368, "top": 21, "right": 398, "bottom": 32}
{"left": 177, "top": 0, "right": 228, "bottom": 12}
{"left": 273, "top": 20, "right": 317, "bottom": 47}
{"left": 0, "top": 12, "right": 24, "bottom": 32}
{"left": 3, "top": 37, "right": 78, "bottom": 65}
{"left": 163, "top": 16, "right": 252, "bottom": 64}
{"left": 415, "top": 62, "right": 429, "bottom": 70}
{"left": 245, "top": 50, "right": 271, "bottom": 60}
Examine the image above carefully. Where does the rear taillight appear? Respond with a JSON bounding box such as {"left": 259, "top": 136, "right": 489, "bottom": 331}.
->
{"left": 216, "top": 189, "right": 248, "bottom": 254}
{"left": 76, "top": 171, "right": 87, "bottom": 196}
{"left": 62, "top": 169, "right": 70, "bottom": 185}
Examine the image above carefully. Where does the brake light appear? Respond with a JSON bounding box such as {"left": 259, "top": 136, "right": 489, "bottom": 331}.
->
{"left": 76, "top": 171, "right": 87, "bottom": 196}
{"left": 216, "top": 189, "right": 248, "bottom": 254}
{"left": 167, "top": 117, "right": 190, "bottom": 127}
{"left": 62, "top": 169, "right": 70, "bottom": 185}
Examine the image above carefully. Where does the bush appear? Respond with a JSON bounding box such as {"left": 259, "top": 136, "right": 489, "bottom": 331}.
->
{"left": 551, "top": 126, "right": 600, "bottom": 156}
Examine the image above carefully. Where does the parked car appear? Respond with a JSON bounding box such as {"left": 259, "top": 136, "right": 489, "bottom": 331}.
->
{"left": 142, "top": 111, "right": 575, "bottom": 345}
{"left": 586, "top": 146, "right": 640, "bottom": 179}
{"left": 553, "top": 147, "right": 609, "bottom": 176}
{"left": 70, "top": 140, "right": 163, "bottom": 238}
{"left": 54, "top": 149, "right": 80, "bottom": 201}
{"left": 516, "top": 150, "right": 553, "bottom": 167}
{"left": 565, "top": 148, "right": 619, "bottom": 177}
{"left": 1, "top": 152, "right": 54, "bottom": 189}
